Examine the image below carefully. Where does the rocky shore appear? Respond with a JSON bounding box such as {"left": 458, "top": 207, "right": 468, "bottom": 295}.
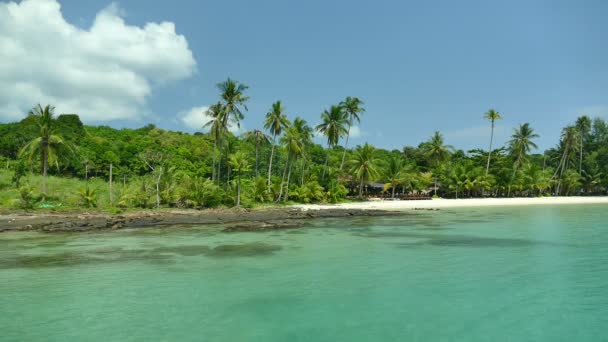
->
{"left": 0, "top": 208, "right": 403, "bottom": 233}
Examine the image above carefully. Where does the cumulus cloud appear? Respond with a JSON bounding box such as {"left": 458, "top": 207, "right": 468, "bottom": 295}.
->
{"left": 349, "top": 125, "right": 363, "bottom": 138}
{"left": 0, "top": 0, "right": 196, "bottom": 122}
{"left": 179, "top": 106, "right": 242, "bottom": 134}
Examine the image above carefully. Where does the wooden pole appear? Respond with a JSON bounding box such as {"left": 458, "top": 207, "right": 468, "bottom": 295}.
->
{"left": 109, "top": 163, "right": 113, "bottom": 205}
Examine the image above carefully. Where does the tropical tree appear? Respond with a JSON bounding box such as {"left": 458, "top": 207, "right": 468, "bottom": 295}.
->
{"left": 19, "top": 104, "right": 70, "bottom": 197}
{"left": 292, "top": 117, "right": 314, "bottom": 186}
{"left": 316, "top": 105, "right": 348, "bottom": 180}
{"left": 278, "top": 125, "right": 304, "bottom": 201}
{"left": 553, "top": 126, "right": 579, "bottom": 195}
{"left": 229, "top": 151, "right": 250, "bottom": 208}
{"left": 384, "top": 155, "right": 406, "bottom": 198}
{"left": 203, "top": 102, "right": 225, "bottom": 182}
{"left": 243, "top": 129, "right": 270, "bottom": 178}
{"left": 349, "top": 143, "right": 382, "bottom": 198}
{"left": 507, "top": 123, "right": 539, "bottom": 196}
{"left": 483, "top": 109, "right": 502, "bottom": 176}
{"left": 339, "top": 97, "right": 365, "bottom": 171}
{"left": 264, "top": 101, "right": 290, "bottom": 189}
{"left": 216, "top": 78, "right": 249, "bottom": 184}
{"left": 575, "top": 115, "right": 591, "bottom": 175}
{"left": 422, "top": 131, "right": 453, "bottom": 168}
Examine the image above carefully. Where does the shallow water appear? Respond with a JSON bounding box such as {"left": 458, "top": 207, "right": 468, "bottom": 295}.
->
{"left": 1, "top": 205, "right": 608, "bottom": 341}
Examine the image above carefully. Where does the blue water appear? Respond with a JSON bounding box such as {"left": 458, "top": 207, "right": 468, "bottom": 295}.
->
{"left": 1, "top": 205, "right": 608, "bottom": 341}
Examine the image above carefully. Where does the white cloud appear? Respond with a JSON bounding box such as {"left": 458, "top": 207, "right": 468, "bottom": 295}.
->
{"left": 349, "top": 125, "right": 363, "bottom": 138}
{"left": 0, "top": 0, "right": 196, "bottom": 122}
{"left": 179, "top": 106, "right": 209, "bottom": 131}
{"left": 179, "top": 106, "right": 242, "bottom": 134}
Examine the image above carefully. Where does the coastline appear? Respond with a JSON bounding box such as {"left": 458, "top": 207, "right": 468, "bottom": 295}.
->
{"left": 2, "top": 196, "right": 607, "bottom": 233}
{"left": 0, "top": 207, "right": 402, "bottom": 233}
{"left": 293, "top": 196, "right": 608, "bottom": 210}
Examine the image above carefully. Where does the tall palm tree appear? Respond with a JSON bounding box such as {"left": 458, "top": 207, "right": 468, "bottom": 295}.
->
{"left": 229, "top": 151, "right": 250, "bottom": 208}
{"left": 575, "top": 115, "right": 591, "bottom": 176}
{"left": 217, "top": 78, "right": 249, "bottom": 130}
{"left": 339, "top": 97, "right": 365, "bottom": 171}
{"left": 203, "top": 102, "right": 225, "bottom": 182}
{"left": 216, "top": 78, "right": 249, "bottom": 185}
{"left": 243, "top": 129, "right": 270, "bottom": 178}
{"left": 278, "top": 125, "right": 304, "bottom": 201}
{"left": 384, "top": 155, "right": 406, "bottom": 199}
{"left": 316, "top": 105, "right": 348, "bottom": 180}
{"left": 483, "top": 109, "right": 502, "bottom": 176}
{"left": 554, "top": 126, "right": 579, "bottom": 195}
{"left": 423, "top": 131, "right": 453, "bottom": 168}
{"left": 293, "top": 117, "right": 314, "bottom": 186}
{"left": 507, "top": 123, "right": 539, "bottom": 196}
{"left": 264, "top": 101, "right": 290, "bottom": 189}
{"left": 19, "top": 104, "right": 68, "bottom": 197}
{"left": 348, "top": 143, "right": 382, "bottom": 198}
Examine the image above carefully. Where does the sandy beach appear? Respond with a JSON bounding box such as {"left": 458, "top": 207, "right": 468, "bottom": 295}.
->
{"left": 294, "top": 196, "right": 608, "bottom": 211}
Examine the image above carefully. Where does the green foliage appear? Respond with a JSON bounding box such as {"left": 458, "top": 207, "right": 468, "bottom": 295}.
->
{"left": 77, "top": 184, "right": 98, "bottom": 208}
{"left": 17, "top": 185, "right": 38, "bottom": 210}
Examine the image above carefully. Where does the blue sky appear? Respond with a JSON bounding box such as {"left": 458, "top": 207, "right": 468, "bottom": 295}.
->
{"left": 1, "top": 0, "right": 607, "bottom": 152}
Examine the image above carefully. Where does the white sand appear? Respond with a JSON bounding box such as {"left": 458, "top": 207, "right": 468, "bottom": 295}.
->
{"left": 293, "top": 197, "right": 608, "bottom": 211}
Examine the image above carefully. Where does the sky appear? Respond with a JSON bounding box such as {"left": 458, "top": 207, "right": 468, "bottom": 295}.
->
{"left": 1, "top": 0, "right": 607, "bottom": 152}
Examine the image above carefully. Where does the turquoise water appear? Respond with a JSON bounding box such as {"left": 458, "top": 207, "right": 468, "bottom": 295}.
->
{"left": 1, "top": 205, "right": 608, "bottom": 341}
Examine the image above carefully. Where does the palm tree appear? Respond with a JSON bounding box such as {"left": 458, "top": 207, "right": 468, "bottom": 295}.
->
{"left": 349, "top": 143, "right": 382, "bottom": 198}
{"left": 278, "top": 125, "right": 304, "bottom": 201}
{"left": 554, "top": 126, "right": 579, "bottom": 195}
{"left": 217, "top": 78, "right": 249, "bottom": 130}
{"left": 243, "top": 129, "right": 270, "bottom": 178}
{"left": 423, "top": 131, "right": 453, "bottom": 168}
{"left": 19, "top": 104, "right": 69, "bottom": 197}
{"left": 264, "top": 101, "right": 290, "bottom": 189}
{"left": 229, "top": 151, "right": 250, "bottom": 208}
{"left": 575, "top": 115, "right": 591, "bottom": 176}
{"left": 203, "top": 102, "right": 225, "bottom": 182}
{"left": 316, "top": 105, "right": 348, "bottom": 180}
{"left": 507, "top": 123, "right": 539, "bottom": 196}
{"left": 384, "top": 155, "right": 406, "bottom": 199}
{"left": 216, "top": 78, "right": 249, "bottom": 185}
{"left": 292, "top": 117, "right": 314, "bottom": 186}
{"left": 339, "top": 97, "right": 365, "bottom": 171}
{"left": 483, "top": 109, "right": 502, "bottom": 176}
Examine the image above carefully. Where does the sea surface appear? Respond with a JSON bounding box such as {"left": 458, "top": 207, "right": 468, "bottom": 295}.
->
{"left": 1, "top": 205, "right": 607, "bottom": 341}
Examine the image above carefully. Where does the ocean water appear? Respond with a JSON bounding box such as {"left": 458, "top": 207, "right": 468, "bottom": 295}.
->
{"left": 1, "top": 205, "right": 607, "bottom": 341}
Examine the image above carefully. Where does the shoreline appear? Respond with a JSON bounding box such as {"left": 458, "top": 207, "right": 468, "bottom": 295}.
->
{"left": 293, "top": 196, "right": 608, "bottom": 211}
{"left": 2, "top": 196, "right": 606, "bottom": 233}
{"left": 0, "top": 207, "right": 403, "bottom": 233}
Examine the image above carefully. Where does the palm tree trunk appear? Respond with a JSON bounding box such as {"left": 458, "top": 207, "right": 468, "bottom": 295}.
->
{"left": 211, "top": 139, "right": 217, "bottom": 181}
{"left": 217, "top": 144, "right": 222, "bottom": 186}
{"left": 322, "top": 144, "right": 330, "bottom": 180}
{"left": 485, "top": 121, "right": 494, "bottom": 177}
{"left": 155, "top": 167, "right": 162, "bottom": 209}
{"left": 236, "top": 172, "right": 241, "bottom": 208}
{"left": 579, "top": 134, "right": 583, "bottom": 176}
{"left": 285, "top": 159, "right": 293, "bottom": 201}
{"left": 255, "top": 142, "right": 259, "bottom": 178}
{"left": 300, "top": 158, "right": 306, "bottom": 186}
{"left": 391, "top": 185, "right": 396, "bottom": 199}
{"left": 359, "top": 177, "right": 364, "bottom": 198}
{"left": 267, "top": 137, "right": 276, "bottom": 189}
{"left": 340, "top": 123, "right": 351, "bottom": 171}
{"left": 277, "top": 155, "right": 289, "bottom": 202}
{"left": 42, "top": 146, "right": 48, "bottom": 198}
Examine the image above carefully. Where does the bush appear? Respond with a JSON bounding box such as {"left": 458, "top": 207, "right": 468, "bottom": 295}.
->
{"left": 17, "top": 185, "right": 38, "bottom": 210}
{"left": 77, "top": 184, "right": 98, "bottom": 208}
